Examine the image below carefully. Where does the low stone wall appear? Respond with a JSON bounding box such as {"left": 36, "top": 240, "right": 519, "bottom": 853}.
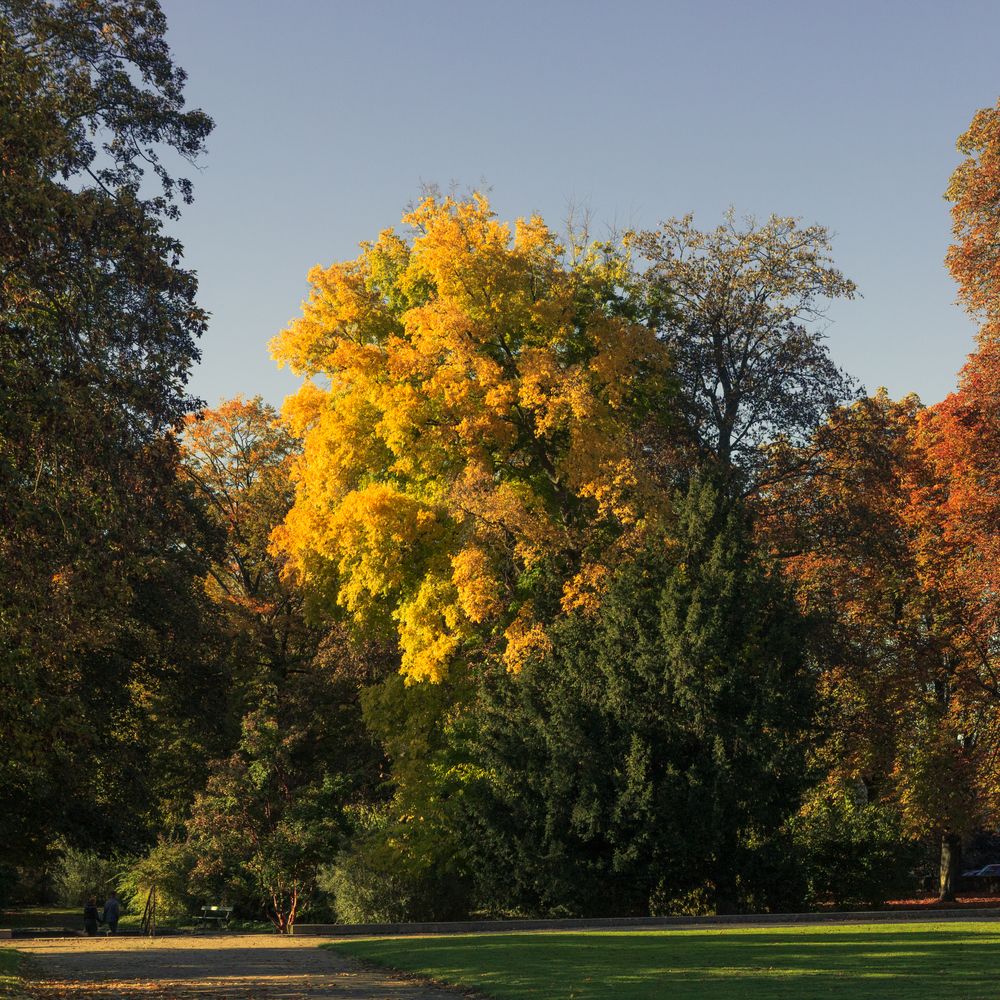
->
{"left": 2, "top": 927, "right": 184, "bottom": 939}
{"left": 295, "top": 907, "right": 1000, "bottom": 937}
{"left": 8, "top": 909, "right": 999, "bottom": 940}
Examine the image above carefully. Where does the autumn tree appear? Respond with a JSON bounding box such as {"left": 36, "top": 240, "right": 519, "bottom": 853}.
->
{"left": 778, "top": 97, "right": 1000, "bottom": 900}
{"left": 271, "top": 194, "right": 675, "bottom": 682}
{"left": 946, "top": 97, "right": 1000, "bottom": 339}
{"left": 877, "top": 96, "right": 1000, "bottom": 893}
{"left": 180, "top": 397, "right": 317, "bottom": 702}
{"left": 0, "top": 0, "right": 212, "bottom": 861}
{"left": 628, "top": 212, "right": 857, "bottom": 488}
{"left": 764, "top": 392, "right": 998, "bottom": 899}
{"left": 179, "top": 398, "right": 389, "bottom": 929}
{"left": 921, "top": 97, "right": 1000, "bottom": 715}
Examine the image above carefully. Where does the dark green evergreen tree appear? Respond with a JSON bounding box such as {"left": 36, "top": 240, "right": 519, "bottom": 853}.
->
{"left": 461, "top": 472, "right": 815, "bottom": 916}
{"left": 656, "top": 472, "right": 814, "bottom": 912}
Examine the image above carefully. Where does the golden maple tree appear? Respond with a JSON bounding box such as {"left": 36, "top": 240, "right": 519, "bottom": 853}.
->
{"left": 270, "top": 194, "right": 674, "bottom": 681}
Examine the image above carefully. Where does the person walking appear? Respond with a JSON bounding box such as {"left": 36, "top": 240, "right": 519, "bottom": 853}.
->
{"left": 83, "top": 897, "right": 99, "bottom": 936}
{"left": 102, "top": 891, "right": 121, "bottom": 934}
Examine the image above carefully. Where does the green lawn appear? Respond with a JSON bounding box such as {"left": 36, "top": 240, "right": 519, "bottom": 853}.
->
{"left": 325, "top": 922, "right": 1000, "bottom": 999}
{"left": 1, "top": 905, "right": 149, "bottom": 932}
{"left": 0, "top": 908, "right": 78, "bottom": 929}
{"left": 0, "top": 949, "right": 27, "bottom": 999}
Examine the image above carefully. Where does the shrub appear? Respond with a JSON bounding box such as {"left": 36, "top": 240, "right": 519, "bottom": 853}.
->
{"left": 318, "top": 850, "right": 409, "bottom": 925}
{"left": 794, "top": 787, "right": 918, "bottom": 909}
{"left": 118, "top": 840, "right": 198, "bottom": 922}
{"left": 51, "top": 845, "right": 121, "bottom": 906}
{"left": 319, "top": 805, "right": 469, "bottom": 923}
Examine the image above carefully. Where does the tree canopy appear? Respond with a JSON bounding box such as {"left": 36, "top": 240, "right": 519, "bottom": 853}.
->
{"left": 7, "top": 8, "right": 1000, "bottom": 924}
{"left": 946, "top": 97, "right": 1000, "bottom": 339}
{"left": 629, "top": 212, "right": 857, "bottom": 487}
{"left": 1, "top": 0, "right": 212, "bottom": 862}
{"left": 271, "top": 194, "right": 675, "bottom": 681}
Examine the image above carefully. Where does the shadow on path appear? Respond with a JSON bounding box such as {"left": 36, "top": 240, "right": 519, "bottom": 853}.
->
{"left": 16, "top": 934, "right": 469, "bottom": 999}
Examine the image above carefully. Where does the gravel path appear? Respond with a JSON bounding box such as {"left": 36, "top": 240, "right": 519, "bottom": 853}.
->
{"left": 15, "top": 934, "right": 469, "bottom": 999}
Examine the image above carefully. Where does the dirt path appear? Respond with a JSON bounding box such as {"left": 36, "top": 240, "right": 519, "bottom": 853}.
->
{"left": 14, "top": 934, "right": 468, "bottom": 999}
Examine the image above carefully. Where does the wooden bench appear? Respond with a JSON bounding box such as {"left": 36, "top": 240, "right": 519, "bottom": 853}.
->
{"left": 192, "top": 905, "right": 232, "bottom": 930}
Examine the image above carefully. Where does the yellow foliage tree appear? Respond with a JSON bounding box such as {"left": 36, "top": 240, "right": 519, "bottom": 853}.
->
{"left": 271, "top": 194, "right": 674, "bottom": 681}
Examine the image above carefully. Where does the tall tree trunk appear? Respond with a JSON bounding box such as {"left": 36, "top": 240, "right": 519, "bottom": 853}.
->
{"left": 939, "top": 831, "right": 962, "bottom": 901}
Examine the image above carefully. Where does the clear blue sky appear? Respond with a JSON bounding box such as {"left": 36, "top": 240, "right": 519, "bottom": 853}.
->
{"left": 161, "top": 0, "right": 999, "bottom": 409}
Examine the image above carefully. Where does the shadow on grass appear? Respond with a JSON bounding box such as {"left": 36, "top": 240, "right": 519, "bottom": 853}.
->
{"left": 328, "top": 924, "right": 1000, "bottom": 1000}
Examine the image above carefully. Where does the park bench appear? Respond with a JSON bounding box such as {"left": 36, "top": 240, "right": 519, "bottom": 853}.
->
{"left": 192, "top": 905, "right": 232, "bottom": 930}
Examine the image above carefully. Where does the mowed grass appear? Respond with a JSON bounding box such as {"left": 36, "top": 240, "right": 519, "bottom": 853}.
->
{"left": 0, "top": 949, "right": 27, "bottom": 999}
{"left": 0, "top": 908, "right": 78, "bottom": 929}
{"left": 325, "top": 922, "right": 1000, "bottom": 999}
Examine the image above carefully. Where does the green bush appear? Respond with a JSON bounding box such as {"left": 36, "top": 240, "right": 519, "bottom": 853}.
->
{"left": 118, "top": 840, "right": 199, "bottom": 922}
{"left": 794, "top": 787, "right": 918, "bottom": 909}
{"left": 319, "top": 850, "right": 409, "bottom": 925}
{"left": 319, "top": 805, "right": 469, "bottom": 924}
{"left": 51, "top": 845, "right": 121, "bottom": 906}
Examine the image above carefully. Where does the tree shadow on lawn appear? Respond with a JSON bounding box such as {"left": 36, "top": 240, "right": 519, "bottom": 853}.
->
{"left": 330, "top": 926, "right": 1000, "bottom": 1000}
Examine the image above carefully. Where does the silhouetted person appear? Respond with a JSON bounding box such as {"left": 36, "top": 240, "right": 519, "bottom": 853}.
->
{"left": 83, "top": 897, "right": 99, "bottom": 936}
{"left": 102, "top": 891, "right": 121, "bottom": 934}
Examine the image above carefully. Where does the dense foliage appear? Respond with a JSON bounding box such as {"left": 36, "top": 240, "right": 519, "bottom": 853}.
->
{"left": 5, "top": 2, "right": 1000, "bottom": 928}
{"left": 0, "top": 0, "right": 214, "bottom": 863}
{"left": 461, "top": 474, "right": 813, "bottom": 916}
{"left": 270, "top": 194, "right": 677, "bottom": 681}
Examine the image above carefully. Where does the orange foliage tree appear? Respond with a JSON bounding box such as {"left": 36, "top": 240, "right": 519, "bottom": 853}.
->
{"left": 924, "top": 97, "right": 1000, "bottom": 681}
{"left": 180, "top": 396, "right": 321, "bottom": 684}
{"left": 765, "top": 392, "right": 999, "bottom": 898}
{"left": 270, "top": 195, "right": 675, "bottom": 682}
{"left": 762, "top": 99, "right": 1000, "bottom": 899}
{"left": 946, "top": 98, "right": 1000, "bottom": 339}
{"left": 182, "top": 399, "right": 297, "bottom": 624}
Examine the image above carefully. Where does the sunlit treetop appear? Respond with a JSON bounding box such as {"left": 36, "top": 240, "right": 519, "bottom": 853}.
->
{"left": 628, "top": 211, "right": 857, "bottom": 486}
{"left": 270, "top": 194, "right": 675, "bottom": 682}
{"left": 180, "top": 396, "right": 297, "bottom": 613}
{"left": 946, "top": 98, "right": 1000, "bottom": 340}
